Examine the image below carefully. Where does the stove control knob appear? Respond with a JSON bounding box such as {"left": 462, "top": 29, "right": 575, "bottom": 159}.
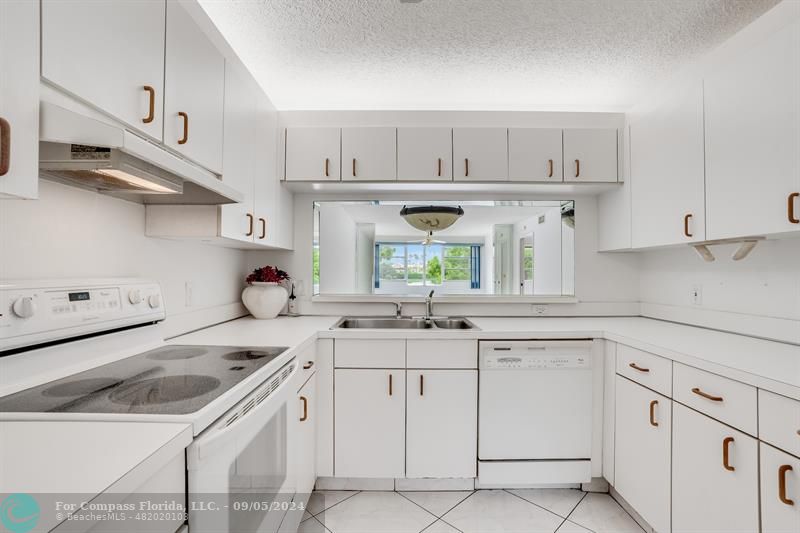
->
{"left": 12, "top": 296, "right": 36, "bottom": 319}
{"left": 128, "top": 289, "right": 142, "bottom": 305}
{"left": 148, "top": 294, "right": 161, "bottom": 309}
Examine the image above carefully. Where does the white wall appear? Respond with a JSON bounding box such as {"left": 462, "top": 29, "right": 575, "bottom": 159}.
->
{"left": 512, "top": 206, "right": 564, "bottom": 296}
{"left": 0, "top": 180, "right": 249, "bottom": 336}
{"left": 318, "top": 203, "right": 357, "bottom": 294}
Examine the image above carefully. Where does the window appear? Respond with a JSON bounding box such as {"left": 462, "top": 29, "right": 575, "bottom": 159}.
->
{"left": 376, "top": 243, "right": 480, "bottom": 289}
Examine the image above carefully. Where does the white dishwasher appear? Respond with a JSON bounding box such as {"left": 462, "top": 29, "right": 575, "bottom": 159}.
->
{"left": 478, "top": 340, "right": 594, "bottom": 487}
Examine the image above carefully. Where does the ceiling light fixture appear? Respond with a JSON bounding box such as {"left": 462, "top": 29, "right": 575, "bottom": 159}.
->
{"left": 400, "top": 205, "right": 464, "bottom": 246}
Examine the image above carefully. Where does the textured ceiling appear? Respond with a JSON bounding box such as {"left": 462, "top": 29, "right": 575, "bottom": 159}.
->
{"left": 199, "top": 0, "right": 779, "bottom": 111}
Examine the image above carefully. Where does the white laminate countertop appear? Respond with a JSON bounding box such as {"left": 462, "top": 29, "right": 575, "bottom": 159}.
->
{"left": 177, "top": 315, "right": 800, "bottom": 399}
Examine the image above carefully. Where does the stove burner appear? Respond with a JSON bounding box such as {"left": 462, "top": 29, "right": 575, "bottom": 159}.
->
{"left": 109, "top": 375, "right": 220, "bottom": 405}
{"left": 223, "top": 350, "right": 274, "bottom": 361}
{"left": 147, "top": 347, "right": 207, "bottom": 360}
{"left": 42, "top": 378, "right": 123, "bottom": 397}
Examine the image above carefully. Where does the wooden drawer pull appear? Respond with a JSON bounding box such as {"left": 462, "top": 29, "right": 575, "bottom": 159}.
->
{"left": 692, "top": 387, "right": 723, "bottom": 402}
{"left": 303, "top": 361, "right": 314, "bottom": 370}
{"left": 388, "top": 373, "right": 393, "bottom": 396}
{"left": 789, "top": 193, "right": 799, "bottom": 224}
{"left": 465, "top": 158, "right": 469, "bottom": 177}
{"left": 574, "top": 159, "right": 580, "bottom": 178}
{"left": 324, "top": 158, "right": 330, "bottom": 177}
{"left": 649, "top": 399, "right": 659, "bottom": 427}
{"left": 437, "top": 157, "right": 442, "bottom": 177}
{"left": 352, "top": 158, "right": 356, "bottom": 177}
{"left": 300, "top": 396, "right": 308, "bottom": 421}
{"left": 779, "top": 464, "right": 794, "bottom": 506}
{"left": 684, "top": 213, "right": 693, "bottom": 238}
{"left": 420, "top": 374, "right": 424, "bottom": 396}
{"left": 629, "top": 362, "right": 650, "bottom": 373}
{"left": 722, "top": 436, "right": 735, "bottom": 472}
{"left": 259, "top": 217, "right": 266, "bottom": 239}
{"left": 177, "top": 111, "right": 189, "bottom": 144}
{"left": 245, "top": 213, "right": 254, "bottom": 237}
{"left": 142, "top": 86, "right": 156, "bottom": 124}
{"left": 547, "top": 159, "right": 554, "bottom": 178}
{"left": 0, "top": 117, "right": 10, "bottom": 177}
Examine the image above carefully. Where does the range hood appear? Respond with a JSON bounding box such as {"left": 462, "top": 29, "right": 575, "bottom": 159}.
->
{"left": 38, "top": 102, "right": 243, "bottom": 205}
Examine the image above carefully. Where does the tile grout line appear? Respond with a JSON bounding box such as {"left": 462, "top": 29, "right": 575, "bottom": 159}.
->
{"left": 562, "top": 492, "right": 597, "bottom": 533}
{"left": 395, "top": 489, "right": 468, "bottom": 531}
{"left": 308, "top": 490, "right": 362, "bottom": 520}
{"left": 502, "top": 488, "right": 578, "bottom": 523}
{"left": 309, "top": 515, "right": 332, "bottom": 533}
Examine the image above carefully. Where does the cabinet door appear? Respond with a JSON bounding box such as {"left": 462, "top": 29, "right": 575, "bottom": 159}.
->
{"left": 219, "top": 64, "right": 256, "bottom": 243}
{"left": 453, "top": 128, "right": 508, "bottom": 181}
{"left": 761, "top": 443, "right": 800, "bottom": 533}
{"left": 341, "top": 127, "right": 396, "bottom": 181}
{"left": 397, "top": 127, "right": 452, "bottom": 181}
{"left": 406, "top": 370, "right": 477, "bottom": 478}
{"left": 253, "top": 92, "right": 282, "bottom": 246}
{"left": 297, "top": 374, "right": 317, "bottom": 496}
{"left": 631, "top": 85, "right": 706, "bottom": 247}
{"left": 508, "top": 128, "right": 563, "bottom": 182}
{"left": 41, "top": 0, "right": 165, "bottom": 141}
{"left": 334, "top": 369, "right": 405, "bottom": 478}
{"left": 563, "top": 129, "right": 618, "bottom": 182}
{"left": 614, "top": 376, "right": 671, "bottom": 533}
{"left": 285, "top": 127, "right": 341, "bottom": 181}
{"left": 704, "top": 18, "right": 800, "bottom": 239}
{"left": 672, "top": 403, "right": 759, "bottom": 533}
{"left": 164, "top": 0, "right": 225, "bottom": 173}
{"left": 0, "top": 0, "right": 39, "bottom": 199}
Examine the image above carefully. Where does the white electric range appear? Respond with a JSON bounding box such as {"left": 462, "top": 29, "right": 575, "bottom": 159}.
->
{"left": 0, "top": 279, "right": 301, "bottom": 533}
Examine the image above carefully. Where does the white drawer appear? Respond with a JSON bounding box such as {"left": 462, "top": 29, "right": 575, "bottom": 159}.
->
{"left": 673, "top": 362, "right": 757, "bottom": 435}
{"left": 407, "top": 339, "right": 477, "bottom": 368}
{"left": 759, "top": 389, "right": 800, "bottom": 457}
{"left": 616, "top": 344, "right": 673, "bottom": 397}
{"left": 334, "top": 339, "right": 405, "bottom": 368}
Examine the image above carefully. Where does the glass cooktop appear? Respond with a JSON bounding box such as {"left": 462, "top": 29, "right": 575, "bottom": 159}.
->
{"left": 0, "top": 345, "right": 288, "bottom": 415}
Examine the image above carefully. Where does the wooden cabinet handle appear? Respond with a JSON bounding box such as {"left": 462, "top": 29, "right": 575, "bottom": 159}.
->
{"left": 574, "top": 159, "right": 580, "bottom": 178}
{"left": 779, "top": 464, "right": 794, "bottom": 506}
{"left": 388, "top": 373, "right": 393, "bottom": 396}
{"left": 789, "top": 193, "right": 800, "bottom": 224}
{"left": 352, "top": 158, "right": 356, "bottom": 177}
{"left": 324, "top": 158, "right": 330, "bottom": 177}
{"left": 245, "top": 213, "right": 254, "bottom": 237}
{"left": 465, "top": 158, "right": 469, "bottom": 177}
{"left": 420, "top": 374, "right": 424, "bottom": 396}
{"left": 692, "top": 387, "right": 723, "bottom": 402}
{"left": 629, "top": 362, "right": 650, "bottom": 373}
{"left": 177, "top": 111, "right": 189, "bottom": 144}
{"left": 684, "top": 213, "right": 693, "bottom": 238}
{"left": 300, "top": 396, "right": 308, "bottom": 422}
{"left": 259, "top": 218, "right": 266, "bottom": 239}
{"left": 649, "top": 399, "right": 659, "bottom": 427}
{"left": 722, "top": 436, "right": 735, "bottom": 471}
{"left": 437, "top": 158, "right": 442, "bottom": 177}
{"left": 547, "top": 159, "right": 554, "bottom": 178}
{"left": 0, "top": 117, "right": 10, "bottom": 177}
{"left": 142, "top": 86, "right": 155, "bottom": 124}
{"left": 303, "top": 361, "right": 314, "bottom": 370}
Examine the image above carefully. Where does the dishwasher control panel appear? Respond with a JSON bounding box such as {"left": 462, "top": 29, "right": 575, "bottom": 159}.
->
{"left": 479, "top": 341, "right": 593, "bottom": 370}
{"left": 483, "top": 353, "right": 589, "bottom": 369}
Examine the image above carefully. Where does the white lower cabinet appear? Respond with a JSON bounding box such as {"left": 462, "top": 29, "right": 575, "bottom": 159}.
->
{"left": 334, "top": 369, "right": 405, "bottom": 478}
{"left": 297, "top": 373, "right": 317, "bottom": 495}
{"left": 406, "top": 370, "right": 477, "bottom": 478}
{"left": 614, "top": 376, "right": 671, "bottom": 533}
{"left": 672, "top": 403, "right": 759, "bottom": 533}
{"left": 761, "top": 443, "right": 800, "bottom": 533}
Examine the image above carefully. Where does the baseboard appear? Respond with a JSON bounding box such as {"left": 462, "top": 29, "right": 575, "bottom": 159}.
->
{"left": 641, "top": 302, "right": 800, "bottom": 344}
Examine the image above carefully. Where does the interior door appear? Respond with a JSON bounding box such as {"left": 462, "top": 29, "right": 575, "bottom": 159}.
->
{"left": 164, "top": 0, "right": 225, "bottom": 173}
{"left": 672, "top": 403, "right": 759, "bottom": 533}
{"left": 41, "top": 0, "right": 166, "bottom": 141}
{"left": 341, "top": 127, "right": 397, "bottom": 181}
{"left": 406, "top": 370, "right": 477, "bottom": 478}
{"left": 334, "top": 369, "right": 405, "bottom": 478}
{"left": 563, "top": 129, "right": 618, "bottom": 182}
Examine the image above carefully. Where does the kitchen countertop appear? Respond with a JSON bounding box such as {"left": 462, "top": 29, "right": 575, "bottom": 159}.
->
{"left": 177, "top": 315, "right": 800, "bottom": 400}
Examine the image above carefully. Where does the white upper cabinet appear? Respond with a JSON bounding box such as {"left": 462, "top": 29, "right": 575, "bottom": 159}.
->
{"left": 41, "top": 0, "right": 166, "bottom": 142}
{"left": 508, "top": 128, "right": 563, "bottom": 182}
{"left": 254, "top": 93, "right": 290, "bottom": 248}
{"left": 704, "top": 18, "right": 800, "bottom": 239}
{"left": 219, "top": 63, "right": 257, "bottom": 244}
{"left": 563, "top": 128, "right": 618, "bottom": 182}
{"left": 285, "top": 127, "right": 341, "bottom": 181}
{"left": 406, "top": 370, "right": 478, "bottom": 479}
{"left": 631, "top": 84, "right": 706, "bottom": 247}
{"left": 341, "top": 127, "right": 397, "bottom": 181}
{"left": 0, "top": 0, "right": 39, "bottom": 199}
{"left": 397, "top": 127, "right": 453, "bottom": 181}
{"left": 164, "top": 0, "right": 225, "bottom": 173}
{"left": 453, "top": 128, "right": 508, "bottom": 181}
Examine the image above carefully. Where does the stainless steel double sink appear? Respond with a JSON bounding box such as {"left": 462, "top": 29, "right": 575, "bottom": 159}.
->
{"left": 331, "top": 317, "right": 479, "bottom": 330}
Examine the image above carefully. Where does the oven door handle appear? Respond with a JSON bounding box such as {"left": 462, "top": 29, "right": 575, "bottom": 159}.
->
{"left": 187, "top": 361, "right": 298, "bottom": 468}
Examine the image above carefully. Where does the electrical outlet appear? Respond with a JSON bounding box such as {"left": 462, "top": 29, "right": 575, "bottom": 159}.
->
{"left": 185, "top": 281, "right": 194, "bottom": 307}
{"left": 690, "top": 285, "right": 703, "bottom": 306}
{"left": 533, "top": 305, "right": 548, "bottom": 316}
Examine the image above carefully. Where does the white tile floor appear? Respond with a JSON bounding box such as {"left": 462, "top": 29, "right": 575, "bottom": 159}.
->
{"left": 299, "top": 489, "right": 644, "bottom": 533}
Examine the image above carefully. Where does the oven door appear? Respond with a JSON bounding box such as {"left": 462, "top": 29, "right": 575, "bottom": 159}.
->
{"left": 187, "top": 360, "right": 298, "bottom": 533}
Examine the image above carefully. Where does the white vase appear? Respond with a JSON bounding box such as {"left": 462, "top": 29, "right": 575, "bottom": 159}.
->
{"left": 242, "top": 282, "right": 288, "bottom": 319}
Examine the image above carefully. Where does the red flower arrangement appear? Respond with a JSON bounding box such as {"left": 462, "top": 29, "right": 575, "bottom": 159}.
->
{"left": 245, "top": 265, "right": 291, "bottom": 284}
